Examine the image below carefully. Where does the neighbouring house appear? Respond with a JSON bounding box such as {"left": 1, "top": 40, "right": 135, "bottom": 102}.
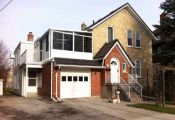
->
{"left": 12, "top": 3, "right": 156, "bottom": 101}
{"left": 5, "top": 67, "right": 13, "bottom": 88}
{"left": 153, "top": 13, "right": 175, "bottom": 101}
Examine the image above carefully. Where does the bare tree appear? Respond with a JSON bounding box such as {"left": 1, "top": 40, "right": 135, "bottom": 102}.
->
{"left": 0, "top": 39, "right": 12, "bottom": 87}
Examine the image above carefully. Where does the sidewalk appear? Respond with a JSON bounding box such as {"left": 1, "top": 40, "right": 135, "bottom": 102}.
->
{"left": 65, "top": 98, "right": 175, "bottom": 120}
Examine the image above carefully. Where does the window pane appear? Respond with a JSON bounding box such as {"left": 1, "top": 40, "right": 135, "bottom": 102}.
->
{"left": 108, "top": 27, "right": 113, "bottom": 42}
{"left": 136, "top": 61, "right": 141, "bottom": 76}
{"left": 127, "top": 30, "right": 132, "bottom": 46}
{"left": 29, "top": 71, "right": 37, "bottom": 78}
{"left": 74, "top": 35, "right": 83, "bottom": 52}
{"left": 136, "top": 32, "right": 141, "bottom": 47}
{"left": 84, "top": 37, "right": 92, "bottom": 52}
{"left": 53, "top": 32, "right": 63, "bottom": 50}
{"left": 68, "top": 76, "right": 72, "bottom": 82}
{"left": 123, "top": 63, "right": 126, "bottom": 72}
{"left": 84, "top": 76, "right": 88, "bottom": 82}
{"left": 28, "top": 79, "right": 36, "bottom": 86}
{"left": 46, "top": 35, "right": 49, "bottom": 51}
{"left": 73, "top": 76, "right": 77, "bottom": 81}
{"left": 64, "top": 34, "right": 73, "bottom": 51}
{"left": 62, "top": 76, "right": 66, "bottom": 82}
{"left": 79, "top": 76, "right": 83, "bottom": 82}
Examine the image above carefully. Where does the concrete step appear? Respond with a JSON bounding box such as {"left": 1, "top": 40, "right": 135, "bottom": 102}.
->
{"left": 130, "top": 97, "right": 142, "bottom": 103}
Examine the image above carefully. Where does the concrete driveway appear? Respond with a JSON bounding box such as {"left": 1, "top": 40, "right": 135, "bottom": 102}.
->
{"left": 0, "top": 96, "right": 121, "bottom": 120}
{"left": 65, "top": 98, "right": 175, "bottom": 120}
{"left": 0, "top": 96, "right": 175, "bottom": 120}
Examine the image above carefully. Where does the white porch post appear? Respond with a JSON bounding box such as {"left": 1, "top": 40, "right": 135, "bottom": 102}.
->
{"left": 25, "top": 65, "right": 28, "bottom": 97}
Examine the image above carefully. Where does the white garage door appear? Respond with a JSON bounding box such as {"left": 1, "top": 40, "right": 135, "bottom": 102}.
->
{"left": 60, "top": 69, "right": 91, "bottom": 99}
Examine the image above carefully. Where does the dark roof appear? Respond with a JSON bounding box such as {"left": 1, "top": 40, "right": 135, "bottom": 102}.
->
{"left": 94, "top": 40, "right": 117, "bottom": 59}
{"left": 86, "top": 3, "right": 128, "bottom": 30}
{"left": 54, "top": 58, "right": 103, "bottom": 67}
{"left": 94, "top": 39, "right": 135, "bottom": 66}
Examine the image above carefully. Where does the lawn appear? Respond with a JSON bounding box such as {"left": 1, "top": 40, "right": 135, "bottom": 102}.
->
{"left": 128, "top": 103, "right": 175, "bottom": 115}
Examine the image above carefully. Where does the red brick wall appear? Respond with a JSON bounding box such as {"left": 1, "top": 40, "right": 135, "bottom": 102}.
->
{"left": 38, "top": 63, "right": 51, "bottom": 97}
{"left": 38, "top": 62, "right": 61, "bottom": 98}
{"left": 91, "top": 69, "right": 101, "bottom": 96}
{"left": 104, "top": 45, "right": 131, "bottom": 82}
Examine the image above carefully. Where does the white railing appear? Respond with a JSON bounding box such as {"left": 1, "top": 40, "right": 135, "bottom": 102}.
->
{"left": 20, "top": 50, "right": 27, "bottom": 65}
{"left": 34, "top": 50, "right": 43, "bottom": 62}
{"left": 129, "top": 74, "right": 143, "bottom": 97}
{"left": 118, "top": 78, "right": 130, "bottom": 99}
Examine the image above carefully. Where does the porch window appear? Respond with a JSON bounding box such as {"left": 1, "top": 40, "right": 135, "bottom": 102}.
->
{"left": 64, "top": 34, "right": 73, "bottom": 51}
{"left": 84, "top": 37, "right": 92, "bottom": 52}
{"left": 53, "top": 31, "right": 92, "bottom": 53}
{"left": 135, "top": 32, "right": 141, "bottom": 48}
{"left": 135, "top": 60, "right": 141, "bottom": 78}
{"left": 74, "top": 35, "right": 83, "bottom": 52}
{"left": 46, "top": 35, "right": 49, "bottom": 51}
{"left": 28, "top": 79, "right": 36, "bottom": 86}
{"left": 28, "top": 71, "right": 37, "bottom": 86}
{"left": 53, "top": 32, "right": 64, "bottom": 50}
{"left": 127, "top": 30, "right": 133, "bottom": 46}
{"left": 108, "top": 27, "right": 113, "bottom": 42}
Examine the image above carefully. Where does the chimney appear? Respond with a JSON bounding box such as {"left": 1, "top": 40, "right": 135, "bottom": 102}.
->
{"left": 27, "top": 32, "right": 34, "bottom": 41}
{"left": 81, "top": 22, "right": 87, "bottom": 31}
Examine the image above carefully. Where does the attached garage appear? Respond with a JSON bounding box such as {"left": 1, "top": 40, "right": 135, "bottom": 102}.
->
{"left": 60, "top": 68, "right": 91, "bottom": 99}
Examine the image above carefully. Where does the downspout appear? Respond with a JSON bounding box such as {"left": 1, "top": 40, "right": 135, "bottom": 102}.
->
{"left": 51, "top": 60, "right": 57, "bottom": 102}
{"left": 55, "top": 66, "right": 62, "bottom": 102}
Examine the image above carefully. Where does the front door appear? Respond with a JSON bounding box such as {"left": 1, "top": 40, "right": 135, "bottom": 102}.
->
{"left": 110, "top": 58, "right": 120, "bottom": 83}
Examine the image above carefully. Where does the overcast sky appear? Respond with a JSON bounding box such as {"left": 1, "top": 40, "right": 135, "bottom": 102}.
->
{"left": 0, "top": 0, "right": 163, "bottom": 52}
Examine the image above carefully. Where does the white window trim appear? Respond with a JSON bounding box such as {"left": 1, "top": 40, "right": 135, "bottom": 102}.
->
{"left": 122, "top": 63, "right": 127, "bottom": 73}
{"left": 127, "top": 29, "right": 133, "bottom": 47}
{"left": 107, "top": 26, "right": 114, "bottom": 42}
{"left": 135, "top": 60, "right": 142, "bottom": 78}
{"left": 135, "top": 32, "right": 141, "bottom": 48}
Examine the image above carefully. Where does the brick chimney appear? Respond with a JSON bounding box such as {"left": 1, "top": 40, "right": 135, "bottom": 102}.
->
{"left": 27, "top": 32, "right": 34, "bottom": 41}
{"left": 81, "top": 22, "right": 87, "bottom": 31}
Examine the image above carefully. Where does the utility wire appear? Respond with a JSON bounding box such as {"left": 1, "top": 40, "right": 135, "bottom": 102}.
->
{"left": 0, "top": 0, "right": 12, "bottom": 13}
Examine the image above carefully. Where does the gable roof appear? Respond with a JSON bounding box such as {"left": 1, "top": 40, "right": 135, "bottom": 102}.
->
{"left": 94, "top": 40, "right": 117, "bottom": 59}
{"left": 86, "top": 3, "right": 157, "bottom": 40}
{"left": 94, "top": 39, "right": 135, "bottom": 68}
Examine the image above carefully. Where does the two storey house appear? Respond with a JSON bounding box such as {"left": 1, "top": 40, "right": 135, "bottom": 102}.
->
{"left": 12, "top": 3, "right": 156, "bottom": 101}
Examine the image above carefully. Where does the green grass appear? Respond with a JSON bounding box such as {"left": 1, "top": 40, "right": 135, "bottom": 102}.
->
{"left": 128, "top": 103, "right": 175, "bottom": 115}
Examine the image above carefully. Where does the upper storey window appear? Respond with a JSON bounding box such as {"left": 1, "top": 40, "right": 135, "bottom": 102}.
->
{"left": 53, "top": 31, "right": 92, "bottom": 53}
{"left": 135, "top": 32, "right": 141, "bottom": 48}
{"left": 53, "top": 32, "right": 73, "bottom": 51}
{"left": 108, "top": 27, "right": 113, "bottom": 42}
{"left": 127, "top": 30, "right": 133, "bottom": 46}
